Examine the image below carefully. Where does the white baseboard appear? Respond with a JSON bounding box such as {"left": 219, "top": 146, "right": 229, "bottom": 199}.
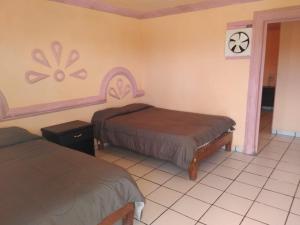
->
{"left": 233, "top": 145, "right": 243, "bottom": 153}
{"left": 272, "top": 129, "right": 296, "bottom": 137}
{"left": 221, "top": 145, "right": 243, "bottom": 152}
{"left": 261, "top": 106, "right": 274, "bottom": 111}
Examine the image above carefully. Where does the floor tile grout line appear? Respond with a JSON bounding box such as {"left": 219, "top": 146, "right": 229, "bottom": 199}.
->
{"left": 98, "top": 136, "right": 299, "bottom": 225}
{"left": 97, "top": 148, "right": 177, "bottom": 225}
{"left": 140, "top": 199, "right": 169, "bottom": 224}
{"left": 262, "top": 187, "right": 298, "bottom": 198}
{"left": 195, "top": 153, "right": 255, "bottom": 224}
{"left": 273, "top": 167, "right": 300, "bottom": 177}
{"left": 254, "top": 200, "right": 293, "bottom": 213}
{"left": 135, "top": 161, "right": 224, "bottom": 198}
{"left": 257, "top": 133, "right": 274, "bottom": 152}
{"left": 139, "top": 156, "right": 222, "bottom": 224}
{"left": 134, "top": 165, "right": 181, "bottom": 224}
{"left": 283, "top": 139, "right": 300, "bottom": 225}
{"left": 136, "top": 172, "right": 178, "bottom": 199}
{"left": 148, "top": 152, "right": 232, "bottom": 225}
{"left": 98, "top": 147, "right": 181, "bottom": 200}
{"left": 102, "top": 145, "right": 296, "bottom": 224}
{"left": 148, "top": 156, "right": 230, "bottom": 224}
{"left": 284, "top": 180, "right": 300, "bottom": 225}
{"left": 239, "top": 134, "right": 295, "bottom": 225}
{"left": 224, "top": 190, "right": 259, "bottom": 202}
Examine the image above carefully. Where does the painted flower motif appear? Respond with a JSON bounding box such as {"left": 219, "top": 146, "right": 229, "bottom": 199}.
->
{"left": 109, "top": 78, "right": 131, "bottom": 100}
{"left": 25, "top": 41, "right": 88, "bottom": 84}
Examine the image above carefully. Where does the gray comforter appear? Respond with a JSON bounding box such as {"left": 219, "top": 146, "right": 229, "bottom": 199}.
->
{"left": 0, "top": 139, "right": 144, "bottom": 225}
{"left": 92, "top": 104, "right": 235, "bottom": 169}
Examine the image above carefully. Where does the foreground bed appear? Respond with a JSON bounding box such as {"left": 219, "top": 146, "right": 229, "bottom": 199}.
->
{"left": 0, "top": 127, "right": 144, "bottom": 225}
{"left": 92, "top": 104, "right": 235, "bottom": 180}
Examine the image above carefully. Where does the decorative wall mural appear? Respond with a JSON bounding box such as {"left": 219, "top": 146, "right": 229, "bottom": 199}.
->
{"left": 0, "top": 67, "right": 144, "bottom": 121}
{"left": 25, "top": 41, "right": 88, "bottom": 84}
{"left": 225, "top": 27, "right": 252, "bottom": 58}
{"left": 109, "top": 78, "right": 131, "bottom": 100}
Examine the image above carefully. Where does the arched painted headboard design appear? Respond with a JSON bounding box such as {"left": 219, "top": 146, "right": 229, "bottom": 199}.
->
{"left": 0, "top": 91, "right": 9, "bottom": 119}
{"left": 0, "top": 67, "right": 145, "bottom": 121}
{"left": 99, "top": 67, "right": 144, "bottom": 102}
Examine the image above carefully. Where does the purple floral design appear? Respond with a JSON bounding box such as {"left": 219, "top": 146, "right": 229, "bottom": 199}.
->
{"left": 25, "top": 41, "right": 88, "bottom": 84}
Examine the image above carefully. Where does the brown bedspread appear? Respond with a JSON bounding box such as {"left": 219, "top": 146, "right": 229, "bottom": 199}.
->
{"left": 0, "top": 139, "right": 144, "bottom": 225}
{"left": 92, "top": 104, "right": 235, "bottom": 169}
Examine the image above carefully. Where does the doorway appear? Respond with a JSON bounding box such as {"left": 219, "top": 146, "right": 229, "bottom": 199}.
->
{"left": 258, "top": 23, "right": 280, "bottom": 152}
{"left": 244, "top": 6, "right": 300, "bottom": 155}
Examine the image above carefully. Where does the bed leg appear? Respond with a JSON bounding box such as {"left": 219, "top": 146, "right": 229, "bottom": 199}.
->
{"left": 97, "top": 140, "right": 104, "bottom": 150}
{"left": 122, "top": 207, "right": 134, "bottom": 225}
{"left": 225, "top": 140, "right": 232, "bottom": 152}
{"left": 188, "top": 157, "right": 198, "bottom": 181}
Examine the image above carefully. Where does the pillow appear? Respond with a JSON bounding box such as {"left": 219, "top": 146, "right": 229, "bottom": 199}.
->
{"left": 0, "top": 127, "right": 41, "bottom": 148}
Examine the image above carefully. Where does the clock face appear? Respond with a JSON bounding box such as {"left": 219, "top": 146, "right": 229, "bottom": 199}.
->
{"left": 225, "top": 28, "right": 252, "bottom": 57}
{"left": 228, "top": 32, "right": 250, "bottom": 53}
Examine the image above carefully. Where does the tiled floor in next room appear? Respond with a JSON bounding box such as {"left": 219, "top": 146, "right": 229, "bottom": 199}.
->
{"left": 96, "top": 134, "right": 300, "bottom": 225}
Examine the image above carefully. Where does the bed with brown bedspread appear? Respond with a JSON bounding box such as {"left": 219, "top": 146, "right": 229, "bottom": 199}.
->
{"left": 0, "top": 127, "right": 144, "bottom": 225}
{"left": 92, "top": 104, "right": 235, "bottom": 180}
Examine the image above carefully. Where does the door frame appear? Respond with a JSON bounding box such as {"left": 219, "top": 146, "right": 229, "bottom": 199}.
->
{"left": 244, "top": 5, "right": 300, "bottom": 155}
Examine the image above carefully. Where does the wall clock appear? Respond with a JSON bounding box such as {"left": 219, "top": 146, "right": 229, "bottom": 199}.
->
{"left": 225, "top": 27, "right": 252, "bottom": 58}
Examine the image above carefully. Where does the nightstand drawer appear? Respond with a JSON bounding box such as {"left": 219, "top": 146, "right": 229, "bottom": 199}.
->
{"left": 59, "top": 127, "right": 93, "bottom": 145}
{"left": 41, "top": 120, "right": 95, "bottom": 156}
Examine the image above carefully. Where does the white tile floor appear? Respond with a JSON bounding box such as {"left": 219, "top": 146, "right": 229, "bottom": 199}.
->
{"left": 96, "top": 134, "right": 300, "bottom": 225}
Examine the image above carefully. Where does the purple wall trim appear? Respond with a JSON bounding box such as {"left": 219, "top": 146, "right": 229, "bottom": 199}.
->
{"left": 0, "top": 67, "right": 144, "bottom": 121}
{"left": 109, "top": 78, "right": 131, "bottom": 100}
{"left": 99, "top": 67, "right": 144, "bottom": 100}
{"left": 50, "top": 0, "right": 261, "bottom": 19}
{"left": 140, "top": 0, "right": 260, "bottom": 19}
{"left": 244, "top": 6, "right": 300, "bottom": 155}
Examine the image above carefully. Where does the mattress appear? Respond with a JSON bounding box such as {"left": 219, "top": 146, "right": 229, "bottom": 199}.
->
{"left": 92, "top": 104, "right": 235, "bottom": 169}
{"left": 0, "top": 138, "right": 144, "bottom": 225}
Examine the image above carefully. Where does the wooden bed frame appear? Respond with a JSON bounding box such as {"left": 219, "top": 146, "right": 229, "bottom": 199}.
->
{"left": 188, "top": 131, "right": 233, "bottom": 180}
{"left": 95, "top": 134, "right": 232, "bottom": 225}
{"left": 99, "top": 203, "right": 135, "bottom": 225}
{"left": 97, "top": 131, "right": 233, "bottom": 181}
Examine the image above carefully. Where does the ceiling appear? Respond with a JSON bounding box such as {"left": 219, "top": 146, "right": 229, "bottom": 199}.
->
{"left": 51, "top": 0, "right": 260, "bottom": 19}
{"left": 101, "top": 0, "right": 208, "bottom": 12}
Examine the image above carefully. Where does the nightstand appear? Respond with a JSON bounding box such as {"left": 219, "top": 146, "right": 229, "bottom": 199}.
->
{"left": 41, "top": 120, "right": 95, "bottom": 156}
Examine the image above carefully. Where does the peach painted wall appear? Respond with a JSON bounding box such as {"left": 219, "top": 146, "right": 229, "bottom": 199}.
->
{"left": 1, "top": 0, "right": 300, "bottom": 150}
{"left": 0, "top": 0, "right": 145, "bottom": 133}
{"left": 140, "top": 0, "right": 300, "bottom": 150}
{"left": 263, "top": 23, "right": 281, "bottom": 87}
{"left": 273, "top": 21, "right": 300, "bottom": 135}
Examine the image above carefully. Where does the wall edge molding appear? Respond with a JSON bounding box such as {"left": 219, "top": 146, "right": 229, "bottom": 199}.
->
{"left": 244, "top": 5, "right": 300, "bottom": 155}
{"left": 50, "top": 0, "right": 262, "bottom": 19}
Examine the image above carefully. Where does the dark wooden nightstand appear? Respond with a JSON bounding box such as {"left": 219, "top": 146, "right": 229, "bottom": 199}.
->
{"left": 41, "top": 120, "right": 95, "bottom": 156}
